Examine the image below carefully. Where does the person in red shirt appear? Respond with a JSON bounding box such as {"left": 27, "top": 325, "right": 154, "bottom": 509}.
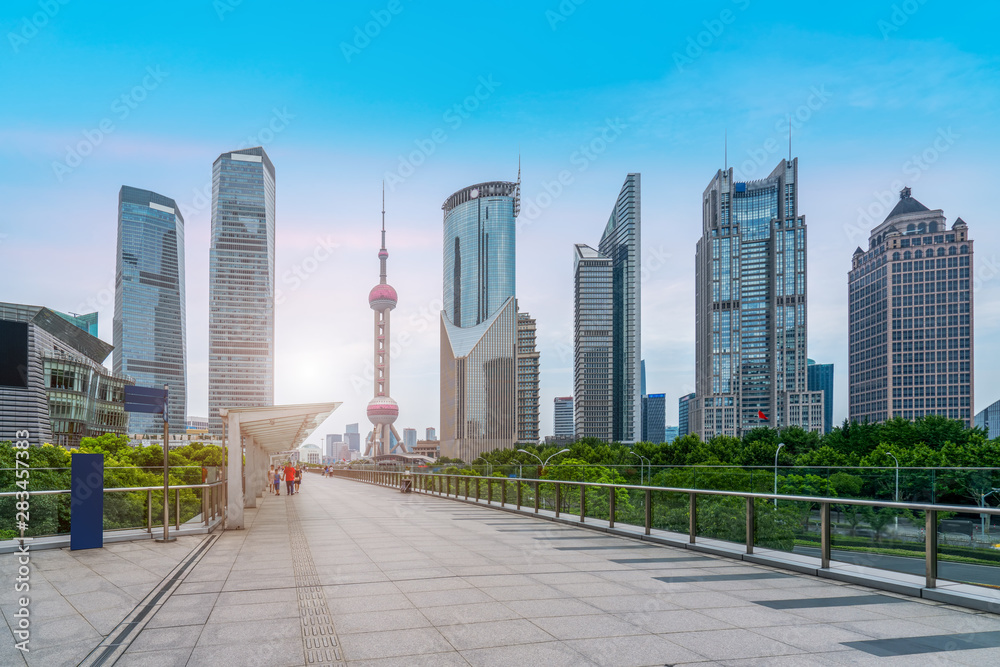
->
{"left": 283, "top": 463, "right": 297, "bottom": 495}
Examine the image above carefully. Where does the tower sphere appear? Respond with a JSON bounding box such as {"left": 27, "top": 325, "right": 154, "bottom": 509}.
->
{"left": 366, "top": 395, "right": 399, "bottom": 425}
{"left": 368, "top": 283, "right": 397, "bottom": 311}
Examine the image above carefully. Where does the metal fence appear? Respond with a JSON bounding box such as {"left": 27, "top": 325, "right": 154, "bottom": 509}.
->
{"left": 331, "top": 467, "right": 1000, "bottom": 592}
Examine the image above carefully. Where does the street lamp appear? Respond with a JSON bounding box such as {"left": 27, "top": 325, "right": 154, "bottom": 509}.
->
{"left": 887, "top": 452, "right": 900, "bottom": 533}
{"left": 517, "top": 448, "right": 570, "bottom": 477}
{"left": 630, "top": 451, "right": 649, "bottom": 485}
{"left": 773, "top": 442, "right": 785, "bottom": 507}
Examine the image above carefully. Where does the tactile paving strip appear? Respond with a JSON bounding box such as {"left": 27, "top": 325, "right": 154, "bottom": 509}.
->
{"left": 286, "top": 501, "right": 345, "bottom": 666}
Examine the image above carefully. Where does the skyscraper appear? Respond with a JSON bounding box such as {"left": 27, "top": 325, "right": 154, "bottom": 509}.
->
{"left": 366, "top": 190, "right": 405, "bottom": 456}
{"left": 848, "top": 188, "right": 973, "bottom": 426}
{"left": 692, "top": 158, "right": 823, "bottom": 437}
{"left": 114, "top": 186, "right": 187, "bottom": 433}
{"left": 403, "top": 428, "right": 417, "bottom": 451}
{"left": 678, "top": 392, "right": 695, "bottom": 437}
{"left": 344, "top": 423, "right": 361, "bottom": 452}
{"left": 642, "top": 393, "right": 666, "bottom": 443}
{"left": 553, "top": 396, "right": 574, "bottom": 438}
{"left": 807, "top": 359, "right": 835, "bottom": 434}
{"left": 426, "top": 427, "right": 437, "bottom": 441}
{"left": 573, "top": 174, "right": 641, "bottom": 442}
{"left": 325, "top": 433, "right": 342, "bottom": 459}
{"left": 208, "top": 147, "right": 275, "bottom": 435}
{"left": 440, "top": 178, "right": 520, "bottom": 462}
{"left": 516, "top": 309, "right": 540, "bottom": 443}
{"left": 975, "top": 398, "right": 1000, "bottom": 437}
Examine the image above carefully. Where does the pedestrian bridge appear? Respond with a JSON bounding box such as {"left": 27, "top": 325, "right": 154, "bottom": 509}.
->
{"left": 6, "top": 472, "right": 1000, "bottom": 666}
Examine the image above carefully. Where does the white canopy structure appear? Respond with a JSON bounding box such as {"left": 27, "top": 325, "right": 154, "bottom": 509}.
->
{"left": 222, "top": 402, "right": 340, "bottom": 529}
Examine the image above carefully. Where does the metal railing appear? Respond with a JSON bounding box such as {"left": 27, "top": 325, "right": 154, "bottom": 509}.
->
{"left": 330, "top": 468, "right": 1000, "bottom": 591}
{"left": 0, "top": 478, "right": 226, "bottom": 538}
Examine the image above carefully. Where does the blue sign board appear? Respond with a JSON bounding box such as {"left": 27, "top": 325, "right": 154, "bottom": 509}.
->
{"left": 124, "top": 385, "right": 168, "bottom": 422}
{"left": 70, "top": 453, "right": 104, "bottom": 550}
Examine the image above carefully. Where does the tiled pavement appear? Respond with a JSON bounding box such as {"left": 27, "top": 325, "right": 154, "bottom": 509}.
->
{"left": 8, "top": 476, "right": 1000, "bottom": 666}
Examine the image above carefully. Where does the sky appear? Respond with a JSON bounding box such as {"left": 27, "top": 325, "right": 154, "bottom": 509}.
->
{"left": 2, "top": 1, "right": 999, "bottom": 448}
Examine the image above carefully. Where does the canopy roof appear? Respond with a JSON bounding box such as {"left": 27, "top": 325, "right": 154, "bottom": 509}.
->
{"left": 221, "top": 402, "right": 340, "bottom": 454}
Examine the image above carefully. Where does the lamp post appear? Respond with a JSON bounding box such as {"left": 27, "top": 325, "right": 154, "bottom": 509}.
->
{"left": 980, "top": 488, "right": 1000, "bottom": 536}
{"left": 517, "top": 448, "right": 569, "bottom": 477}
{"left": 630, "top": 451, "right": 649, "bottom": 485}
{"left": 773, "top": 442, "right": 785, "bottom": 507}
{"left": 887, "top": 452, "right": 900, "bottom": 533}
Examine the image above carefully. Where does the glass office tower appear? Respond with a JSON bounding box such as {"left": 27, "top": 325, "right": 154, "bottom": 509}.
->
{"left": 848, "top": 188, "right": 973, "bottom": 426}
{"left": 807, "top": 359, "right": 835, "bottom": 434}
{"left": 642, "top": 393, "right": 666, "bottom": 443}
{"left": 208, "top": 147, "right": 276, "bottom": 435}
{"left": 678, "top": 392, "right": 695, "bottom": 436}
{"left": 693, "top": 159, "right": 823, "bottom": 437}
{"left": 516, "top": 310, "right": 540, "bottom": 443}
{"left": 114, "top": 186, "right": 187, "bottom": 433}
{"left": 440, "top": 179, "right": 520, "bottom": 462}
{"left": 573, "top": 174, "right": 641, "bottom": 442}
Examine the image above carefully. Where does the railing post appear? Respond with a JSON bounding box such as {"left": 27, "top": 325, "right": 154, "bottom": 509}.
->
{"left": 202, "top": 483, "right": 209, "bottom": 527}
{"left": 516, "top": 481, "right": 522, "bottom": 510}
{"left": 645, "top": 489, "right": 652, "bottom": 535}
{"left": 609, "top": 487, "right": 616, "bottom": 528}
{"left": 147, "top": 489, "right": 152, "bottom": 533}
{"left": 821, "top": 502, "right": 831, "bottom": 569}
{"left": 501, "top": 480, "right": 506, "bottom": 507}
{"left": 465, "top": 477, "right": 469, "bottom": 500}
{"left": 175, "top": 488, "right": 181, "bottom": 530}
{"left": 689, "top": 492, "right": 697, "bottom": 543}
{"left": 555, "top": 484, "right": 561, "bottom": 518}
{"left": 926, "top": 509, "right": 938, "bottom": 588}
{"left": 745, "top": 496, "right": 754, "bottom": 554}
{"left": 487, "top": 478, "right": 493, "bottom": 505}
{"left": 533, "top": 481, "right": 540, "bottom": 513}
{"left": 475, "top": 477, "right": 480, "bottom": 502}
{"left": 580, "top": 484, "right": 586, "bottom": 523}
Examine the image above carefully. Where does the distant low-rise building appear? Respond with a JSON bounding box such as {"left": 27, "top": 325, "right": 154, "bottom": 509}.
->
{"left": 413, "top": 440, "right": 440, "bottom": 459}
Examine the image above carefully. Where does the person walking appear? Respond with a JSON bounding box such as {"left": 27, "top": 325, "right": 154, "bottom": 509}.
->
{"left": 284, "top": 462, "right": 297, "bottom": 496}
{"left": 268, "top": 465, "right": 275, "bottom": 494}
{"left": 295, "top": 466, "right": 303, "bottom": 493}
{"left": 272, "top": 466, "right": 281, "bottom": 495}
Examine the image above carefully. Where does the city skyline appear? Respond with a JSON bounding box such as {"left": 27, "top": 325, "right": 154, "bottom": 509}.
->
{"left": 3, "top": 3, "right": 999, "bottom": 442}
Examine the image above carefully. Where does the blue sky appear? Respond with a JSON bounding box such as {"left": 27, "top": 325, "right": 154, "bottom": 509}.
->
{"left": 2, "top": 0, "right": 999, "bottom": 444}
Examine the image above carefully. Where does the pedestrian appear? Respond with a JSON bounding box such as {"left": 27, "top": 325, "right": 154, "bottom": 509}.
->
{"left": 268, "top": 465, "right": 275, "bottom": 494}
{"left": 295, "top": 466, "right": 302, "bottom": 493}
{"left": 273, "top": 466, "right": 281, "bottom": 495}
{"left": 284, "top": 462, "right": 297, "bottom": 495}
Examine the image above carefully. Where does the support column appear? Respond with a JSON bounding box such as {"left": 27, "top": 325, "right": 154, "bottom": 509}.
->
{"left": 244, "top": 436, "right": 257, "bottom": 509}
{"left": 255, "top": 443, "right": 264, "bottom": 499}
{"left": 225, "top": 411, "right": 245, "bottom": 530}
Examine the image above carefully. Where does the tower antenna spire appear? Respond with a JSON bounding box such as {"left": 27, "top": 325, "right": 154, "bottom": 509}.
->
{"left": 724, "top": 129, "right": 727, "bottom": 172}
{"left": 788, "top": 117, "right": 792, "bottom": 162}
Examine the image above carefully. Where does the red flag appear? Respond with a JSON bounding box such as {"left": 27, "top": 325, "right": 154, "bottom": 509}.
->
{"left": 758, "top": 410, "right": 769, "bottom": 421}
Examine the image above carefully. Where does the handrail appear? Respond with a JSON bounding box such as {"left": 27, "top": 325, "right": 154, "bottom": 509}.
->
{"left": 403, "top": 472, "right": 1000, "bottom": 516}
{"left": 328, "top": 467, "right": 1000, "bottom": 595}
{"left": 0, "top": 481, "right": 223, "bottom": 498}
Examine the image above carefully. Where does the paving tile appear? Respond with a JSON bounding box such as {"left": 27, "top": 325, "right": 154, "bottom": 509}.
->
{"left": 333, "top": 608, "right": 432, "bottom": 634}
{"left": 339, "top": 627, "right": 454, "bottom": 660}
{"left": 438, "top": 618, "right": 554, "bottom": 650}
{"left": 667, "top": 628, "right": 806, "bottom": 661}
{"left": 420, "top": 601, "right": 523, "bottom": 626}
{"left": 187, "top": 639, "right": 304, "bottom": 667}
{"left": 460, "top": 640, "right": 593, "bottom": 667}
{"left": 566, "top": 634, "right": 707, "bottom": 666}
{"left": 126, "top": 625, "right": 202, "bottom": 652}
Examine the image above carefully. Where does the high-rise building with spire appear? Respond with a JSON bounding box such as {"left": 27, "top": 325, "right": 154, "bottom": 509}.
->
{"left": 692, "top": 158, "right": 823, "bottom": 437}
{"left": 366, "top": 187, "right": 405, "bottom": 457}
{"left": 440, "top": 174, "right": 521, "bottom": 462}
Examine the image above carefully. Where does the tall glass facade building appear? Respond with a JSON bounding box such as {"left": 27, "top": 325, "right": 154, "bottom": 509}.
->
{"left": 573, "top": 243, "right": 613, "bottom": 440}
{"left": 642, "top": 393, "right": 666, "bottom": 443}
{"left": 553, "top": 396, "right": 574, "bottom": 438}
{"left": 693, "top": 159, "right": 823, "bottom": 437}
{"left": 573, "top": 174, "right": 641, "bottom": 442}
{"left": 114, "top": 186, "right": 187, "bottom": 433}
{"left": 208, "top": 147, "right": 276, "bottom": 435}
{"left": 848, "top": 189, "right": 973, "bottom": 426}
{"left": 807, "top": 359, "right": 835, "bottom": 434}
{"left": 440, "top": 179, "right": 520, "bottom": 462}
{"left": 678, "top": 392, "right": 695, "bottom": 436}
{"left": 516, "top": 309, "right": 540, "bottom": 443}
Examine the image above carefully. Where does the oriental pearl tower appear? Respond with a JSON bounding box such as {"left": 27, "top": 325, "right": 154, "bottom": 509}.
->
{"left": 365, "top": 187, "right": 405, "bottom": 457}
